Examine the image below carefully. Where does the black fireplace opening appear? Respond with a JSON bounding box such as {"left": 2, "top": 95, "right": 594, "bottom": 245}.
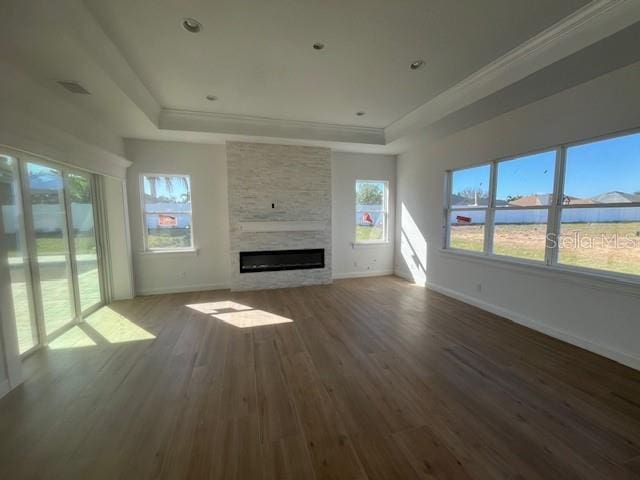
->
{"left": 239, "top": 249, "right": 325, "bottom": 273}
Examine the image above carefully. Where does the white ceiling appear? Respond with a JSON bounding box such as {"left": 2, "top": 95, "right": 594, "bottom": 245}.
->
{"left": 0, "top": 0, "right": 639, "bottom": 159}
{"left": 85, "top": 0, "right": 588, "bottom": 128}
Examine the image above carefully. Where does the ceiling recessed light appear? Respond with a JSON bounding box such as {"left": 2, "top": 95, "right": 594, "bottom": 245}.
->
{"left": 182, "top": 18, "right": 202, "bottom": 33}
{"left": 356, "top": 111, "right": 365, "bottom": 117}
{"left": 312, "top": 42, "right": 325, "bottom": 50}
{"left": 410, "top": 59, "right": 425, "bottom": 70}
{"left": 206, "top": 95, "right": 218, "bottom": 101}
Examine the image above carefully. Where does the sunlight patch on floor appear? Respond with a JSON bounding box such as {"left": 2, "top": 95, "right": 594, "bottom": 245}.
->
{"left": 86, "top": 306, "right": 155, "bottom": 343}
{"left": 49, "top": 326, "right": 97, "bottom": 349}
{"left": 213, "top": 310, "right": 293, "bottom": 328}
{"left": 185, "top": 302, "right": 293, "bottom": 328}
{"left": 185, "top": 301, "right": 253, "bottom": 314}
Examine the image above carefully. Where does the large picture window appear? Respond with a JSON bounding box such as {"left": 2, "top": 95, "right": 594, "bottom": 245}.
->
{"left": 444, "top": 130, "right": 640, "bottom": 281}
{"left": 557, "top": 133, "right": 640, "bottom": 276}
{"left": 141, "top": 174, "right": 193, "bottom": 251}
{"left": 355, "top": 180, "right": 388, "bottom": 243}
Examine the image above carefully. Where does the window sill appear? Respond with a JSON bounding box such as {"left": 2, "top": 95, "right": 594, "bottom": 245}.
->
{"left": 351, "top": 241, "right": 392, "bottom": 248}
{"left": 439, "top": 248, "right": 640, "bottom": 297}
{"left": 136, "top": 248, "right": 200, "bottom": 256}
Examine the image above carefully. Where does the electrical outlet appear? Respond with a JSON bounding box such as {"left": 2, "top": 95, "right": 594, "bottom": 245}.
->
{"left": 476, "top": 283, "right": 482, "bottom": 293}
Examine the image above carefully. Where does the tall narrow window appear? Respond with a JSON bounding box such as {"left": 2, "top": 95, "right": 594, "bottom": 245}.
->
{"left": 446, "top": 164, "right": 490, "bottom": 252}
{"left": 141, "top": 175, "right": 193, "bottom": 251}
{"left": 355, "top": 180, "right": 388, "bottom": 243}
{"left": 492, "top": 151, "right": 556, "bottom": 262}
{"left": 558, "top": 132, "right": 640, "bottom": 276}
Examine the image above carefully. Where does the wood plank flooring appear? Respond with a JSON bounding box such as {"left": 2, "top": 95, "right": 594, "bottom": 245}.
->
{"left": 1, "top": 275, "right": 640, "bottom": 479}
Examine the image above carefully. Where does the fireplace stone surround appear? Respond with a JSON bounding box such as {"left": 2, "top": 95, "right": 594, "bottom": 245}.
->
{"left": 226, "top": 141, "right": 332, "bottom": 291}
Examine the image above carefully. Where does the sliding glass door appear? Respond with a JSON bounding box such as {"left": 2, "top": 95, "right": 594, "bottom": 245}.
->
{"left": 24, "top": 162, "right": 76, "bottom": 336}
{"left": 0, "top": 155, "right": 38, "bottom": 354}
{"left": 0, "top": 149, "right": 105, "bottom": 354}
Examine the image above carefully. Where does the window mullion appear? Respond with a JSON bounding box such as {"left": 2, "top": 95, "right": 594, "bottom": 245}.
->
{"left": 484, "top": 162, "right": 498, "bottom": 255}
{"left": 546, "top": 146, "right": 566, "bottom": 266}
{"left": 443, "top": 172, "right": 453, "bottom": 249}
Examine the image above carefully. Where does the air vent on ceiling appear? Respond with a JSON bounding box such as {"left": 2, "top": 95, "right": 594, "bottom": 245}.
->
{"left": 57, "top": 81, "right": 91, "bottom": 95}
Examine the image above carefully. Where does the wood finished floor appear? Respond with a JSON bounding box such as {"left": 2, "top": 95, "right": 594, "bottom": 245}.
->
{"left": 1, "top": 276, "right": 640, "bottom": 479}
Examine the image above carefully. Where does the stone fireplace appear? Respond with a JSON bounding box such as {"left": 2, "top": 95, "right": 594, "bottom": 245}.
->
{"left": 226, "top": 141, "right": 332, "bottom": 291}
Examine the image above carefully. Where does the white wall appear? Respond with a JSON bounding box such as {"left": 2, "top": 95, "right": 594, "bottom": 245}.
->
{"left": 0, "top": 60, "right": 129, "bottom": 179}
{"left": 332, "top": 152, "right": 396, "bottom": 279}
{"left": 395, "top": 61, "right": 640, "bottom": 370}
{"left": 125, "top": 140, "right": 230, "bottom": 295}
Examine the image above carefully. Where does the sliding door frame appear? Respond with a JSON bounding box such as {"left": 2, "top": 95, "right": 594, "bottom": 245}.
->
{"left": 65, "top": 168, "right": 107, "bottom": 317}
{"left": 93, "top": 176, "right": 113, "bottom": 305}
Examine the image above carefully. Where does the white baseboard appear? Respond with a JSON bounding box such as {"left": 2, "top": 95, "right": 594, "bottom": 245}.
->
{"left": 426, "top": 281, "right": 640, "bottom": 372}
{"left": 0, "top": 379, "right": 10, "bottom": 399}
{"left": 333, "top": 269, "right": 395, "bottom": 280}
{"left": 112, "top": 294, "right": 136, "bottom": 301}
{"left": 136, "top": 282, "right": 230, "bottom": 296}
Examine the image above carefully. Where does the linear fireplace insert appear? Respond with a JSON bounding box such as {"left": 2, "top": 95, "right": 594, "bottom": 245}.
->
{"left": 239, "top": 249, "right": 325, "bottom": 273}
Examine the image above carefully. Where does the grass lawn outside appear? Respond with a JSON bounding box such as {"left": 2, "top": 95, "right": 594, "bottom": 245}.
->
{"left": 356, "top": 225, "right": 384, "bottom": 242}
{"left": 450, "top": 225, "right": 485, "bottom": 253}
{"left": 9, "top": 236, "right": 96, "bottom": 257}
{"left": 450, "top": 222, "right": 640, "bottom": 276}
{"left": 147, "top": 229, "right": 191, "bottom": 249}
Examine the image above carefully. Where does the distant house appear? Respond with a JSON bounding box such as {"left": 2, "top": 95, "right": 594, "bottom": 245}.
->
{"left": 508, "top": 194, "right": 553, "bottom": 206}
{"left": 589, "top": 191, "right": 640, "bottom": 204}
{"left": 507, "top": 194, "right": 594, "bottom": 206}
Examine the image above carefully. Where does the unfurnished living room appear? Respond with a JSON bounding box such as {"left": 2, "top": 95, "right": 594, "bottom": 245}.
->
{"left": 1, "top": 1, "right": 640, "bottom": 479}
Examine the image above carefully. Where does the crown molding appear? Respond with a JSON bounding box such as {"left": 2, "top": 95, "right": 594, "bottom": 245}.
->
{"left": 385, "top": 0, "right": 640, "bottom": 144}
{"left": 159, "top": 109, "right": 385, "bottom": 146}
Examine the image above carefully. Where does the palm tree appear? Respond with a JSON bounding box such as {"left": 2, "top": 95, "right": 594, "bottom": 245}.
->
{"left": 145, "top": 176, "right": 190, "bottom": 203}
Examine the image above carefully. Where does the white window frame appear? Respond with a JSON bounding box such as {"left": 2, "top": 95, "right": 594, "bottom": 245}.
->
{"left": 443, "top": 128, "right": 640, "bottom": 285}
{"left": 444, "top": 162, "right": 492, "bottom": 254}
{"left": 140, "top": 173, "right": 194, "bottom": 252}
{"left": 355, "top": 179, "right": 389, "bottom": 245}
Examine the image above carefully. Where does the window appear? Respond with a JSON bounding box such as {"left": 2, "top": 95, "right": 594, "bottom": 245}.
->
{"left": 444, "top": 130, "right": 640, "bottom": 281}
{"left": 141, "top": 174, "right": 193, "bottom": 251}
{"left": 492, "top": 151, "right": 556, "bottom": 262}
{"left": 446, "top": 164, "right": 490, "bottom": 252}
{"left": 557, "top": 133, "right": 640, "bottom": 276}
{"left": 355, "top": 180, "right": 388, "bottom": 243}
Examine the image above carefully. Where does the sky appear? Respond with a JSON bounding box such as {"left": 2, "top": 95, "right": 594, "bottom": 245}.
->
{"left": 564, "top": 132, "right": 640, "bottom": 198}
{"left": 453, "top": 132, "right": 640, "bottom": 200}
